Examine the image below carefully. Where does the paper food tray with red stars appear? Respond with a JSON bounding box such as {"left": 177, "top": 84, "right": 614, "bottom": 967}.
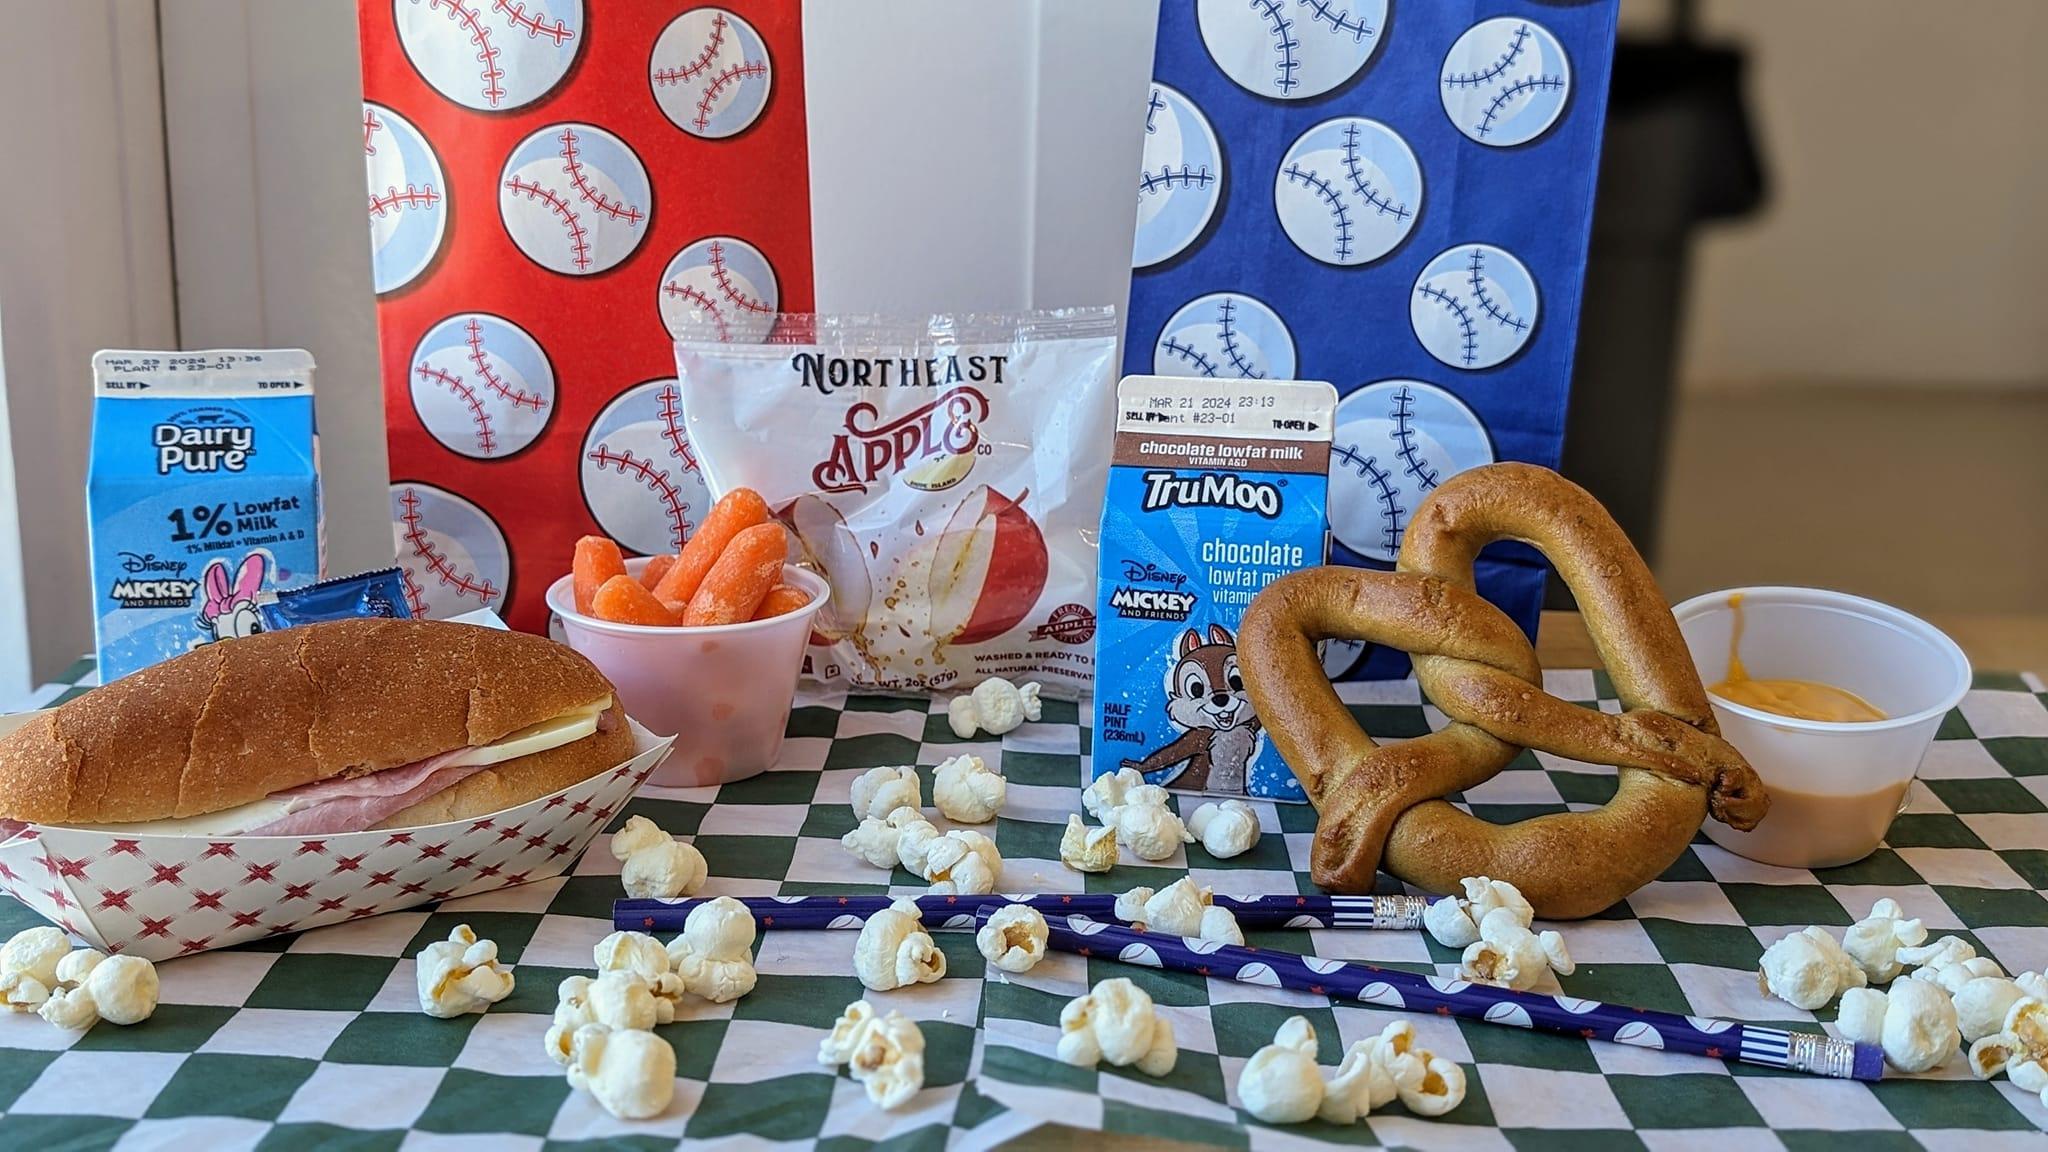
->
{"left": 0, "top": 714, "right": 672, "bottom": 963}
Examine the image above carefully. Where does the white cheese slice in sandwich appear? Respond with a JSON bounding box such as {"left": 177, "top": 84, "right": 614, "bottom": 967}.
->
{"left": 452, "top": 697, "right": 610, "bottom": 768}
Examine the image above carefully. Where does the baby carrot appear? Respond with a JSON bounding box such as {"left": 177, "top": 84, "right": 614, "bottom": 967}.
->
{"left": 638, "top": 553, "right": 677, "bottom": 591}
{"left": 751, "top": 583, "right": 813, "bottom": 620}
{"left": 573, "top": 536, "right": 627, "bottom": 615}
{"left": 653, "top": 488, "right": 771, "bottom": 611}
{"left": 681, "top": 522, "right": 787, "bottom": 626}
{"left": 591, "top": 574, "right": 681, "bottom": 626}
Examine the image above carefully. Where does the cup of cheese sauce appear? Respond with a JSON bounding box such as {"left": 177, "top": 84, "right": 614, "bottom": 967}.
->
{"left": 1673, "top": 587, "right": 1970, "bottom": 869}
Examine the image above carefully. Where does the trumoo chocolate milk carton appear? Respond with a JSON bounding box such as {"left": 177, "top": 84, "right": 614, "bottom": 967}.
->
{"left": 1091, "top": 375, "right": 1336, "bottom": 802}
{"left": 88, "top": 350, "right": 323, "bottom": 681}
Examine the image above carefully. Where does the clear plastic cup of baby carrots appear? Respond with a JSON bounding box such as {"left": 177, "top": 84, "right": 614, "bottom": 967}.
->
{"left": 548, "top": 558, "right": 825, "bottom": 787}
{"left": 545, "top": 491, "right": 827, "bottom": 787}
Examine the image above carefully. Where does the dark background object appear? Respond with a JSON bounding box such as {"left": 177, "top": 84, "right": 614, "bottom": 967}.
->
{"left": 1555, "top": 2, "right": 1767, "bottom": 606}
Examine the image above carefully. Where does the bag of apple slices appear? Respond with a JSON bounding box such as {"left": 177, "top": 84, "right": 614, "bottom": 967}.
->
{"left": 675, "top": 310, "right": 1119, "bottom": 698}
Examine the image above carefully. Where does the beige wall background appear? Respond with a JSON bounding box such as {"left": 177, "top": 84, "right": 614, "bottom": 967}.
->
{"left": 0, "top": 0, "right": 177, "bottom": 692}
{"left": 0, "top": 0, "right": 384, "bottom": 688}
{"left": 1622, "top": 0, "right": 2048, "bottom": 390}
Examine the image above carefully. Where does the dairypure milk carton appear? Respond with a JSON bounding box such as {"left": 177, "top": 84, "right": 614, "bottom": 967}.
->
{"left": 1091, "top": 375, "right": 1336, "bottom": 802}
{"left": 88, "top": 350, "right": 322, "bottom": 681}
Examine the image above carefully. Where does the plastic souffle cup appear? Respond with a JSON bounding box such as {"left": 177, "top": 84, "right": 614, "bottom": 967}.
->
{"left": 1672, "top": 587, "right": 1971, "bottom": 870}
{"left": 546, "top": 560, "right": 827, "bottom": 788}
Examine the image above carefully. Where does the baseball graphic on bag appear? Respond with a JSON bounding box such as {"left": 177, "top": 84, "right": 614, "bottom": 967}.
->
{"left": 649, "top": 8, "right": 772, "bottom": 139}
{"left": 1441, "top": 18, "right": 1572, "bottom": 147}
{"left": 408, "top": 313, "right": 554, "bottom": 459}
{"left": 1411, "top": 244, "right": 1540, "bottom": 370}
{"left": 581, "top": 379, "right": 713, "bottom": 556}
{"left": 1197, "top": 0, "right": 1386, "bottom": 100}
{"left": 1328, "top": 380, "right": 1493, "bottom": 563}
{"left": 1275, "top": 116, "right": 1420, "bottom": 267}
{"left": 363, "top": 103, "right": 447, "bottom": 294}
{"left": 390, "top": 483, "right": 511, "bottom": 619}
{"left": 1154, "top": 292, "right": 1297, "bottom": 381}
{"left": 657, "top": 237, "right": 779, "bottom": 344}
{"left": 393, "top": 0, "right": 583, "bottom": 112}
{"left": 1134, "top": 83, "right": 1223, "bottom": 269}
{"left": 1320, "top": 638, "right": 1366, "bottom": 680}
{"left": 500, "top": 124, "right": 652, "bottom": 276}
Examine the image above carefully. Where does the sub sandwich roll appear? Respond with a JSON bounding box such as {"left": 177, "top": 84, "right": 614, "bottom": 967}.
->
{"left": 0, "top": 619, "right": 636, "bottom": 836}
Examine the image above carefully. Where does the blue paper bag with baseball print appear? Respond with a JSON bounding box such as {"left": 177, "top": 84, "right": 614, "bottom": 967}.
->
{"left": 1128, "top": 0, "right": 1619, "bottom": 679}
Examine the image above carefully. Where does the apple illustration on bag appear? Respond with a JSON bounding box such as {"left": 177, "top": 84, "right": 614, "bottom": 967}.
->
{"left": 903, "top": 451, "right": 974, "bottom": 492}
{"left": 777, "top": 484, "right": 1048, "bottom": 654}
{"left": 776, "top": 494, "right": 870, "bottom": 645}
{"left": 928, "top": 484, "right": 1048, "bottom": 645}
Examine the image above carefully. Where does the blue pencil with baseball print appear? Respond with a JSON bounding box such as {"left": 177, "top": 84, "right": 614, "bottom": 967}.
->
{"left": 1004, "top": 908, "right": 1884, "bottom": 1083}
{"left": 614, "top": 892, "right": 1434, "bottom": 935}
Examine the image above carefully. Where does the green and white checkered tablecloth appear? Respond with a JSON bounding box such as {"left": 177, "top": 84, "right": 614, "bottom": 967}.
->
{"left": 2, "top": 661, "right": 2046, "bottom": 1149}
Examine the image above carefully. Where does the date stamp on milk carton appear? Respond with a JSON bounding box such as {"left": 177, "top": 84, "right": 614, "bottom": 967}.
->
{"left": 1091, "top": 375, "right": 1336, "bottom": 802}
{"left": 88, "top": 350, "right": 323, "bottom": 681}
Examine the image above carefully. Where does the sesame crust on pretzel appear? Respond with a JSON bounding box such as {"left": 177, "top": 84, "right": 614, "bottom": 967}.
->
{"left": 1240, "top": 463, "right": 1767, "bottom": 918}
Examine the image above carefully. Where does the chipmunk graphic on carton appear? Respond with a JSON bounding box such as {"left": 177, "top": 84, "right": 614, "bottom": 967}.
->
{"left": 1122, "top": 624, "right": 1262, "bottom": 794}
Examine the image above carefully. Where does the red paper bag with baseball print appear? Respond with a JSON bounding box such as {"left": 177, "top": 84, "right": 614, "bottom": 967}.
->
{"left": 357, "top": 1, "right": 811, "bottom": 631}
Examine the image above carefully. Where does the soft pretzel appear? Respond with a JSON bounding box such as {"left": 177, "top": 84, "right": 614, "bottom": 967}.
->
{"left": 1239, "top": 463, "right": 1766, "bottom": 918}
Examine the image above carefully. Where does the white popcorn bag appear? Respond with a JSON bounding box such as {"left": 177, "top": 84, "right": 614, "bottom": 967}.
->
{"left": 0, "top": 712, "right": 673, "bottom": 962}
{"left": 676, "top": 311, "right": 1120, "bottom": 698}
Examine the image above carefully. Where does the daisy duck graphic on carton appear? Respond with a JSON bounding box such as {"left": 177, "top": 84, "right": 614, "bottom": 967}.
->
{"left": 195, "top": 552, "right": 273, "bottom": 644}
